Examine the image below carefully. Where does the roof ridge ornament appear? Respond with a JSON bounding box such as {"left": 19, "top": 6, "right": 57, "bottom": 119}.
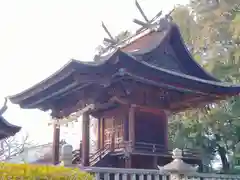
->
{"left": 101, "top": 22, "right": 117, "bottom": 46}
{"left": 95, "top": 2, "right": 166, "bottom": 59}
{"left": 0, "top": 97, "right": 8, "bottom": 115}
{"left": 133, "top": 0, "right": 163, "bottom": 33}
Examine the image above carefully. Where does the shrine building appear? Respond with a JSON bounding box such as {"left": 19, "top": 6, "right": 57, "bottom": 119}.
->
{"left": 8, "top": 7, "right": 240, "bottom": 169}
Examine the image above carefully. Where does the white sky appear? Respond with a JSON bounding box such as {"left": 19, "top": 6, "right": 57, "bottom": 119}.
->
{"left": 0, "top": 0, "right": 189, "bottom": 147}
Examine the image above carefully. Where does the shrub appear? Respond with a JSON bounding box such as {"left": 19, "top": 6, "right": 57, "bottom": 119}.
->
{"left": 0, "top": 163, "right": 93, "bottom": 179}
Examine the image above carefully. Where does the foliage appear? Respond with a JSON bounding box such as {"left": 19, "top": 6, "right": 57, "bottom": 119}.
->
{"left": 171, "top": 5, "right": 201, "bottom": 53}
{"left": 0, "top": 163, "right": 93, "bottom": 179}
{"left": 94, "top": 30, "right": 132, "bottom": 58}
{"left": 170, "top": 0, "right": 240, "bottom": 173}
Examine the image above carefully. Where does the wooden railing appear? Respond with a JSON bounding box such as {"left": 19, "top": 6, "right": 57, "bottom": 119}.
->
{"left": 135, "top": 142, "right": 166, "bottom": 152}
{"left": 100, "top": 140, "right": 201, "bottom": 158}
{"left": 73, "top": 141, "right": 201, "bottom": 165}
{"left": 72, "top": 149, "right": 81, "bottom": 164}
{"left": 89, "top": 144, "right": 111, "bottom": 166}
{"left": 132, "top": 142, "right": 201, "bottom": 158}
{"left": 82, "top": 167, "right": 240, "bottom": 180}
{"left": 72, "top": 149, "right": 96, "bottom": 164}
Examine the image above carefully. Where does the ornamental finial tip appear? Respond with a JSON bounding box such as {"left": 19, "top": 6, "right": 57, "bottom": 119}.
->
{"left": 172, "top": 148, "right": 183, "bottom": 159}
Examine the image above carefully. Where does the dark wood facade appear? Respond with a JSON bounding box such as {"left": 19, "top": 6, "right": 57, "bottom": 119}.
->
{"left": 76, "top": 104, "right": 201, "bottom": 169}
{"left": 8, "top": 22, "right": 240, "bottom": 168}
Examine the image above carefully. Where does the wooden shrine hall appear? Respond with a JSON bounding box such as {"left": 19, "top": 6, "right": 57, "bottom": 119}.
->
{"left": 0, "top": 98, "right": 21, "bottom": 140}
{"left": 8, "top": 11, "right": 240, "bottom": 169}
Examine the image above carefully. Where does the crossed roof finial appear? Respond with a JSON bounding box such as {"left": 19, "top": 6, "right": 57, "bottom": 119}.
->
{"left": 0, "top": 97, "right": 8, "bottom": 115}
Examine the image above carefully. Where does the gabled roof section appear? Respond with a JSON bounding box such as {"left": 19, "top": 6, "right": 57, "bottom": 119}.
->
{"left": 8, "top": 23, "right": 240, "bottom": 110}
{"left": 121, "top": 23, "right": 219, "bottom": 81}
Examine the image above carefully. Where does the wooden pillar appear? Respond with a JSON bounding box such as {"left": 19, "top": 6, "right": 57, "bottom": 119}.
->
{"left": 125, "top": 105, "right": 136, "bottom": 169}
{"left": 125, "top": 157, "right": 132, "bottom": 168}
{"left": 52, "top": 123, "right": 60, "bottom": 165}
{"left": 100, "top": 118, "right": 104, "bottom": 148}
{"left": 110, "top": 119, "right": 115, "bottom": 151}
{"left": 97, "top": 118, "right": 101, "bottom": 150}
{"left": 153, "top": 157, "right": 158, "bottom": 168}
{"left": 81, "top": 112, "right": 90, "bottom": 166}
{"left": 123, "top": 114, "right": 129, "bottom": 141}
{"left": 163, "top": 112, "right": 168, "bottom": 149}
{"left": 128, "top": 105, "right": 136, "bottom": 147}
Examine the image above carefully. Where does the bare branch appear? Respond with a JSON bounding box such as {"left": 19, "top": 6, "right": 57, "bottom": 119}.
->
{"left": 0, "top": 132, "right": 33, "bottom": 161}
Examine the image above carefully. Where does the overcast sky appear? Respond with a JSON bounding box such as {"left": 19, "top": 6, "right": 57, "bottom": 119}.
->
{"left": 0, "top": 0, "right": 189, "bottom": 147}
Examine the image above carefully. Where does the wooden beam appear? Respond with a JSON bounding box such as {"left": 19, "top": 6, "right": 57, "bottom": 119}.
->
{"left": 73, "top": 72, "right": 112, "bottom": 85}
{"left": 49, "top": 104, "right": 95, "bottom": 125}
{"left": 171, "top": 96, "right": 224, "bottom": 112}
{"left": 109, "top": 91, "right": 221, "bottom": 113}
{"left": 137, "top": 105, "right": 166, "bottom": 115}
{"left": 49, "top": 102, "right": 115, "bottom": 125}
{"left": 170, "top": 96, "right": 210, "bottom": 109}
{"left": 110, "top": 96, "right": 167, "bottom": 114}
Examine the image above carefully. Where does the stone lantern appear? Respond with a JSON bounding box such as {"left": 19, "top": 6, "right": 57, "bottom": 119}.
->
{"left": 61, "top": 144, "right": 73, "bottom": 167}
{"left": 158, "top": 148, "right": 197, "bottom": 180}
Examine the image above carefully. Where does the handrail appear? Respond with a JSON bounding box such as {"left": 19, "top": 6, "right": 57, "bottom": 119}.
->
{"left": 89, "top": 144, "right": 111, "bottom": 165}
{"left": 72, "top": 149, "right": 81, "bottom": 164}
{"left": 72, "top": 144, "right": 111, "bottom": 165}
{"left": 133, "top": 142, "right": 201, "bottom": 157}
{"left": 135, "top": 142, "right": 165, "bottom": 148}
{"left": 73, "top": 141, "right": 201, "bottom": 165}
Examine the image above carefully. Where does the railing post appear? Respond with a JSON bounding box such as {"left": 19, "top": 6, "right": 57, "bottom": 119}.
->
{"left": 159, "top": 148, "right": 197, "bottom": 180}
{"left": 61, "top": 143, "right": 73, "bottom": 167}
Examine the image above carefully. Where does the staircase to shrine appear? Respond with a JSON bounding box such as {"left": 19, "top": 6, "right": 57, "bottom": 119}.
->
{"left": 72, "top": 144, "right": 115, "bottom": 167}
{"left": 89, "top": 145, "right": 114, "bottom": 167}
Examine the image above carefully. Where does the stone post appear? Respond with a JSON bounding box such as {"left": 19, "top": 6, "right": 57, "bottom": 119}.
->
{"left": 52, "top": 123, "right": 60, "bottom": 165}
{"left": 158, "top": 148, "right": 197, "bottom": 180}
{"left": 61, "top": 144, "right": 73, "bottom": 167}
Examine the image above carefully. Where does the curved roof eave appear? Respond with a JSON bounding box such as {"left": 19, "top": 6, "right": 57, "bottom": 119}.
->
{"left": 9, "top": 49, "right": 121, "bottom": 104}
{"left": 0, "top": 116, "right": 21, "bottom": 140}
{"left": 117, "top": 52, "right": 240, "bottom": 96}
{"left": 9, "top": 59, "right": 77, "bottom": 102}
